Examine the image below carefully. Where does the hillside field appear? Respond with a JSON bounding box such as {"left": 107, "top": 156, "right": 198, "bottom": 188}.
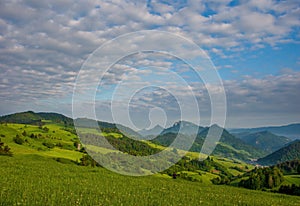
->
{"left": 1, "top": 120, "right": 300, "bottom": 205}
{"left": 1, "top": 155, "right": 300, "bottom": 206}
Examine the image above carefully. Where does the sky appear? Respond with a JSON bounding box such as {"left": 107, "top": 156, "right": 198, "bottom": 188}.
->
{"left": 0, "top": 0, "right": 300, "bottom": 129}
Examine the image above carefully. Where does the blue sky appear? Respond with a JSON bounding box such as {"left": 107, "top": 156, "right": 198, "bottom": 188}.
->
{"left": 0, "top": 0, "right": 299, "bottom": 128}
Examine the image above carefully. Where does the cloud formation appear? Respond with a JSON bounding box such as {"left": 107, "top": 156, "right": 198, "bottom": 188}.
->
{"left": 0, "top": 0, "right": 299, "bottom": 127}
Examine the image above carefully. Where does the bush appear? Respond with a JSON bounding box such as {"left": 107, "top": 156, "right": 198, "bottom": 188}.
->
{"left": 42, "top": 127, "right": 49, "bottom": 132}
{"left": 42, "top": 142, "right": 55, "bottom": 149}
{"left": 56, "top": 142, "right": 73, "bottom": 150}
{"left": 13, "top": 135, "right": 24, "bottom": 145}
{"left": 0, "top": 138, "right": 12, "bottom": 156}
{"left": 54, "top": 158, "right": 76, "bottom": 165}
{"left": 22, "top": 131, "right": 27, "bottom": 136}
{"left": 79, "top": 154, "right": 100, "bottom": 167}
{"left": 211, "top": 175, "right": 231, "bottom": 185}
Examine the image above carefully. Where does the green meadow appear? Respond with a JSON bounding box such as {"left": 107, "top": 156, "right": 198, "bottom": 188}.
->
{"left": 1, "top": 155, "right": 300, "bottom": 206}
{"left": 1, "top": 122, "right": 300, "bottom": 205}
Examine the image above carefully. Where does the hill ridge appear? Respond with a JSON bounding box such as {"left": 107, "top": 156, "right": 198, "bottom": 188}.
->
{"left": 257, "top": 140, "right": 300, "bottom": 166}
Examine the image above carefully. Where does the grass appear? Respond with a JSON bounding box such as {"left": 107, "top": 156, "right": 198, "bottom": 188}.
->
{"left": 284, "top": 175, "right": 300, "bottom": 185}
{"left": 1, "top": 154, "right": 300, "bottom": 206}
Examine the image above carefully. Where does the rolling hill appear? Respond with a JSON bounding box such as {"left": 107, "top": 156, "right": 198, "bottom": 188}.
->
{"left": 230, "top": 123, "right": 300, "bottom": 140}
{"left": 74, "top": 117, "right": 142, "bottom": 139}
{"left": 235, "top": 131, "right": 291, "bottom": 153}
{"left": 0, "top": 111, "right": 260, "bottom": 180}
{"left": 0, "top": 111, "right": 142, "bottom": 139}
{"left": 0, "top": 111, "right": 73, "bottom": 126}
{"left": 257, "top": 140, "right": 300, "bottom": 166}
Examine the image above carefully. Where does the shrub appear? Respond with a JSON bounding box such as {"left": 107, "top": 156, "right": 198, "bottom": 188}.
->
{"left": 79, "top": 154, "right": 100, "bottom": 167}
{"left": 42, "top": 142, "right": 55, "bottom": 149}
{"left": 0, "top": 138, "right": 12, "bottom": 156}
{"left": 22, "top": 131, "right": 27, "bottom": 136}
{"left": 54, "top": 158, "right": 76, "bottom": 165}
{"left": 13, "top": 135, "right": 24, "bottom": 145}
{"left": 42, "top": 127, "right": 49, "bottom": 132}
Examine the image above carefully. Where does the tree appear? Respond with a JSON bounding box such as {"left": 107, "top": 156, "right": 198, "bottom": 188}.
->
{"left": 22, "top": 130, "right": 27, "bottom": 136}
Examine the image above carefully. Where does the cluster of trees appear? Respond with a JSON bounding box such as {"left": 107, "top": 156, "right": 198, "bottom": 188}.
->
{"left": 275, "top": 160, "right": 300, "bottom": 175}
{"left": 79, "top": 154, "right": 100, "bottom": 167}
{"left": 211, "top": 175, "right": 231, "bottom": 185}
{"left": 62, "top": 127, "right": 77, "bottom": 135}
{"left": 278, "top": 184, "right": 300, "bottom": 196}
{"left": 239, "top": 167, "right": 284, "bottom": 190}
{"left": 100, "top": 127, "right": 120, "bottom": 133}
{"left": 163, "top": 156, "right": 232, "bottom": 181}
{"left": 81, "top": 133, "right": 161, "bottom": 156}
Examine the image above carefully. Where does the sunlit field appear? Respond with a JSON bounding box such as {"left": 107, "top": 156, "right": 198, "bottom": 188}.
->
{"left": 1, "top": 155, "right": 300, "bottom": 206}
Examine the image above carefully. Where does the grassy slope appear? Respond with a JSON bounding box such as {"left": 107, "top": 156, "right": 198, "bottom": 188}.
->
{"left": 1, "top": 122, "right": 300, "bottom": 205}
{"left": 1, "top": 155, "right": 300, "bottom": 206}
{"left": 284, "top": 175, "right": 300, "bottom": 185}
{"left": 0, "top": 123, "right": 82, "bottom": 161}
{"left": 0, "top": 123, "right": 258, "bottom": 180}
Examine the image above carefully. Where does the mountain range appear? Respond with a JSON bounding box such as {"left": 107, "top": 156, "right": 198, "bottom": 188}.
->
{"left": 235, "top": 131, "right": 291, "bottom": 153}
{"left": 151, "top": 124, "right": 265, "bottom": 161}
{"left": 229, "top": 124, "right": 300, "bottom": 140}
{"left": 1, "top": 111, "right": 299, "bottom": 164}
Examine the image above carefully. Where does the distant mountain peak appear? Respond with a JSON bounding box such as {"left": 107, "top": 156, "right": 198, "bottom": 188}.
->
{"left": 151, "top": 124, "right": 163, "bottom": 129}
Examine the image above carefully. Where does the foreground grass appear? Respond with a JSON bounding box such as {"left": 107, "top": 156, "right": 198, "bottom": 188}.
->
{"left": 1, "top": 155, "right": 300, "bottom": 206}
